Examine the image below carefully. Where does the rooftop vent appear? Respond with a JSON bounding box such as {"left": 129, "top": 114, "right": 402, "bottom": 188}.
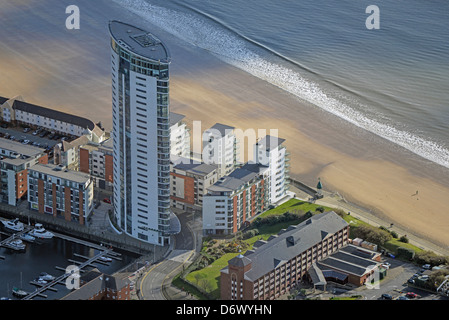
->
{"left": 131, "top": 33, "right": 160, "bottom": 48}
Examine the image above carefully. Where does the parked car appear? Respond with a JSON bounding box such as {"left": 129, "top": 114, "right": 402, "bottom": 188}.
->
{"left": 406, "top": 292, "right": 417, "bottom": 299}
{"left": 23, "top": 127, "right": 31, "bottom": 133}
{"left": 381, "top": 293, "right": 392, "bottom": 300}
{"left": 422, "top": 264, "right": 431, "bottom": 270}
{"left": 397, "top": 296, "right": 409, "bottom": 300}
{"left": 103, "top": 198, "right": 111, "bottom": 204}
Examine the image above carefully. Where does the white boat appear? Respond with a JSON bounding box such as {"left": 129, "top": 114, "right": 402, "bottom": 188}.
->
{"left": 19, "top": 233, "right": 36, "bottom": 243}
{"left": 12, "top": 287, "right": 28, "bottom": 298}
{"left": 1, "top": 218, "right": 24, "bottom": 232}
{"left": 6, "top": 239, "right": 26, "bottom": 251}
{"left": 99, "top": 256, "right": 112, "bottom": 262}
{"left": 34, "top": 278, "right": 47, "bottom": 285}
{"left": 29, "top": 224, "right": 54, "bottom": 239}
{"left": 39, "top": 272, "right": 55, "bottom": 281}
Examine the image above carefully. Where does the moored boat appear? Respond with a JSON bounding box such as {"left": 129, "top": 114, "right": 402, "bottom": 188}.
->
{"left": 29, "top": 223, "right": 54, "bottom": 239}
{"left": 1, "top": 218, "right": 24, "bottom": 232}
{"left": 5, "top": 239, "right": 26, "bottom": 251}
{"left": 39, "top": 272, "right": 55, "bottom": 281}
{"left": 19, "top": 233, "right": 35, "bottom": 243}
{"left": 99, "top": 256, "right": 112, "bottom": 262}
{"left": 12, "top": 287, "right": 28, "bottom": 298}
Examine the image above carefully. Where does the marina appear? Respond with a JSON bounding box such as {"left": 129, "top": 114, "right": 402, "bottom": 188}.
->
{"left": 0, "top": 218, "right": 138, "bottom": 300}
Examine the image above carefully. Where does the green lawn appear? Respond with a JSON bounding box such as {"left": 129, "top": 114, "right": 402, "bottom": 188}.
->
{"left": 259, "top": 198, "right": 332, "bottom": 218}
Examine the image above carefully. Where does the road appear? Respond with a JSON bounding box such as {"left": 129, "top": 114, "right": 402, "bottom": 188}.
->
{"left": 138, "top": 209, "right": 199, "bottom": 300}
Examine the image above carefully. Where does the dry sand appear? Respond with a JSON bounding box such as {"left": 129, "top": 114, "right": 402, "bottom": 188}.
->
{"left": 1, "top": 0, "right": 448, "bottom": 253}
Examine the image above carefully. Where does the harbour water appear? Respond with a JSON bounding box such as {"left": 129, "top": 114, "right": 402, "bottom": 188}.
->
{"left": 0, "top": 231, "right": 138, "bottom": 300}
{"left": 113, "top": 0, "right": 449, "bottom": 169}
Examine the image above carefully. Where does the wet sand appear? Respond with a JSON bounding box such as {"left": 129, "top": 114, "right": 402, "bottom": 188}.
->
{"left": 1, "top": 0, "right": 448, "bottom": 252}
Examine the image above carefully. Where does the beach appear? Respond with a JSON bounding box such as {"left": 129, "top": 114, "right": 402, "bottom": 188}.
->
{"left": 1, "top": 0, "right": 448, "bottom": 253}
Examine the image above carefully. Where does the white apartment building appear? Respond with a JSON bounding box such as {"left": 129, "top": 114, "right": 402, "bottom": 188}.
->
{"left": 170, "top": 112, "right": 190, "bottom": 158}
{"left": 109, "top": 20, "right": 179, "bottom": 246}
{"left": 203, "top": 123, "right": 238, "bottom": 178}
{"left": 0, "top": 96, "right": 105, "bottom": 140}
{"left": 253, "top": 135, "right": 289, "bottom": 204}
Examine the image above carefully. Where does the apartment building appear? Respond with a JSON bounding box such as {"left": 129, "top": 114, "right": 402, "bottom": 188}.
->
{"left": 203, "top": 123, "right": 238, "bottom": 178}
{"left": 170, "top": 112, "right": 190, "bottom": 158}
{"left": 109, "top": 21, "right": 175, "bottom": 245}
{"left": 79, "top": 138, "right": 114, "bottom": 189}
{"left": 0, "top": 95, "right": 105, "bottom": 140}
{"left": 202, "top": 166, "right": 269, "bottom": 235}
{"left": 0, "top": 138, "right": 48, "bottom": 205}
{"left": 253, "top": 135, "right": 289, "bottom": 204}
{"left": 220, "top": 211, "right": 350, "bottom": 300}
{"left": 27, "top": 163, "right": 94, "bottom": 225}
{"left": 170, "top": 158, "right": 218, "bottom": 212}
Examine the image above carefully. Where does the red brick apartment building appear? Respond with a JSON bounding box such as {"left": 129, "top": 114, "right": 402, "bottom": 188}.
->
{"left": 27, "top": 163, "right": 94, "bottom": 225}
{"left": 220, "top": 211, "right": 367, "bottom": 300}
{"left": 202, "top": 165, "right": 269, "bottom": 235}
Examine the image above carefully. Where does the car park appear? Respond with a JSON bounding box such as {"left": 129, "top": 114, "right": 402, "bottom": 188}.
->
{"left": 39, "top": 131, "right": 49, "bottom": 137}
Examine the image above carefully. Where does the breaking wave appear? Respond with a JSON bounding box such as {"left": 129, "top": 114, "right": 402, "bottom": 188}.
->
{"left": 112, "top": 0, "right": 449, "bottom": 169}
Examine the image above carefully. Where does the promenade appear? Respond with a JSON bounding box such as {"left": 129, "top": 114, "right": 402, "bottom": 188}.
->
{"left": 295, "top": 187, "right": 449, "bottom": 257}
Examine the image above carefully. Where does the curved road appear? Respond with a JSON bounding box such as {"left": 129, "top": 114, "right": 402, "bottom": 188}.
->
{"left": 139, "top": 210, "right": 198, "bottom": 300}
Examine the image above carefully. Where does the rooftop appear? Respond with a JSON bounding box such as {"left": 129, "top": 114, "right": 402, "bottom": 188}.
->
{"left": 30, "top": 163, "right": 91, "bottom": 185}
{"left": 13, "top": 99, "right": 95, "bottom": 131}
{"left": 170, "top": 112, "right": 185, "bottom": 127}
{"left": 207, "top": 167, "right": 259, "bottom": 193}
{"left": 0, "top": 137, "right": 46, "bottom": 157}
{"left": 109, "top": 20, "right": 170, "bottom": 64}
{"left": 206, "top": 123, "right": 235, "bottom": 137}
{"left": 173, "top": 159, "right": 218, "bottom": 176}
{"left": 257, "top": 135, "right": 285, "bottom": 151}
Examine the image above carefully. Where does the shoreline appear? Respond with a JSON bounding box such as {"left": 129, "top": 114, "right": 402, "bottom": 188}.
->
{"left": 0, "top": 0, "right": 448, "bottom": 252}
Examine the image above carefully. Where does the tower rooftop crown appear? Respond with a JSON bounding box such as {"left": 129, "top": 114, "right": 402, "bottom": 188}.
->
{"left": 108, "top": 20, "right": 170, "bottom": 63}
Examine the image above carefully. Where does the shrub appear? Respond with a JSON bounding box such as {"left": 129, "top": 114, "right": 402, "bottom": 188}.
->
{"left": 397, "top": 247, "right": 415, "bottom": 260}
{"left": 243, "top": 229, "right": 259, "bottom": 240}
{"left": 353, "top": 224, "right": 392, "bottom": 246}
{"left": 414, "top": 250, "right": 449, "bottom": 266}
{"left": 399, "top": 235, "right": 409, "bottom": 243}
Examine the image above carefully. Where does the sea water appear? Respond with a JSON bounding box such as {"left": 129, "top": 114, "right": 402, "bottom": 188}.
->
{"left": 113, "top": 0, "right": 449, "bottom": 168}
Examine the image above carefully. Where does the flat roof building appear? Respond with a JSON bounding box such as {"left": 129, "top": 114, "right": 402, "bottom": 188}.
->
{"left": 0, "top": 137, "right": 48, "bottom": 205}
{"left": 27, "top": 163, "right": 93, "bottom": 225}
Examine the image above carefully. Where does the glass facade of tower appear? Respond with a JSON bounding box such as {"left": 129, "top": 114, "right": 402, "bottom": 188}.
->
{"left": 110, "top": 22, "right": 171, "bottom": 246}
